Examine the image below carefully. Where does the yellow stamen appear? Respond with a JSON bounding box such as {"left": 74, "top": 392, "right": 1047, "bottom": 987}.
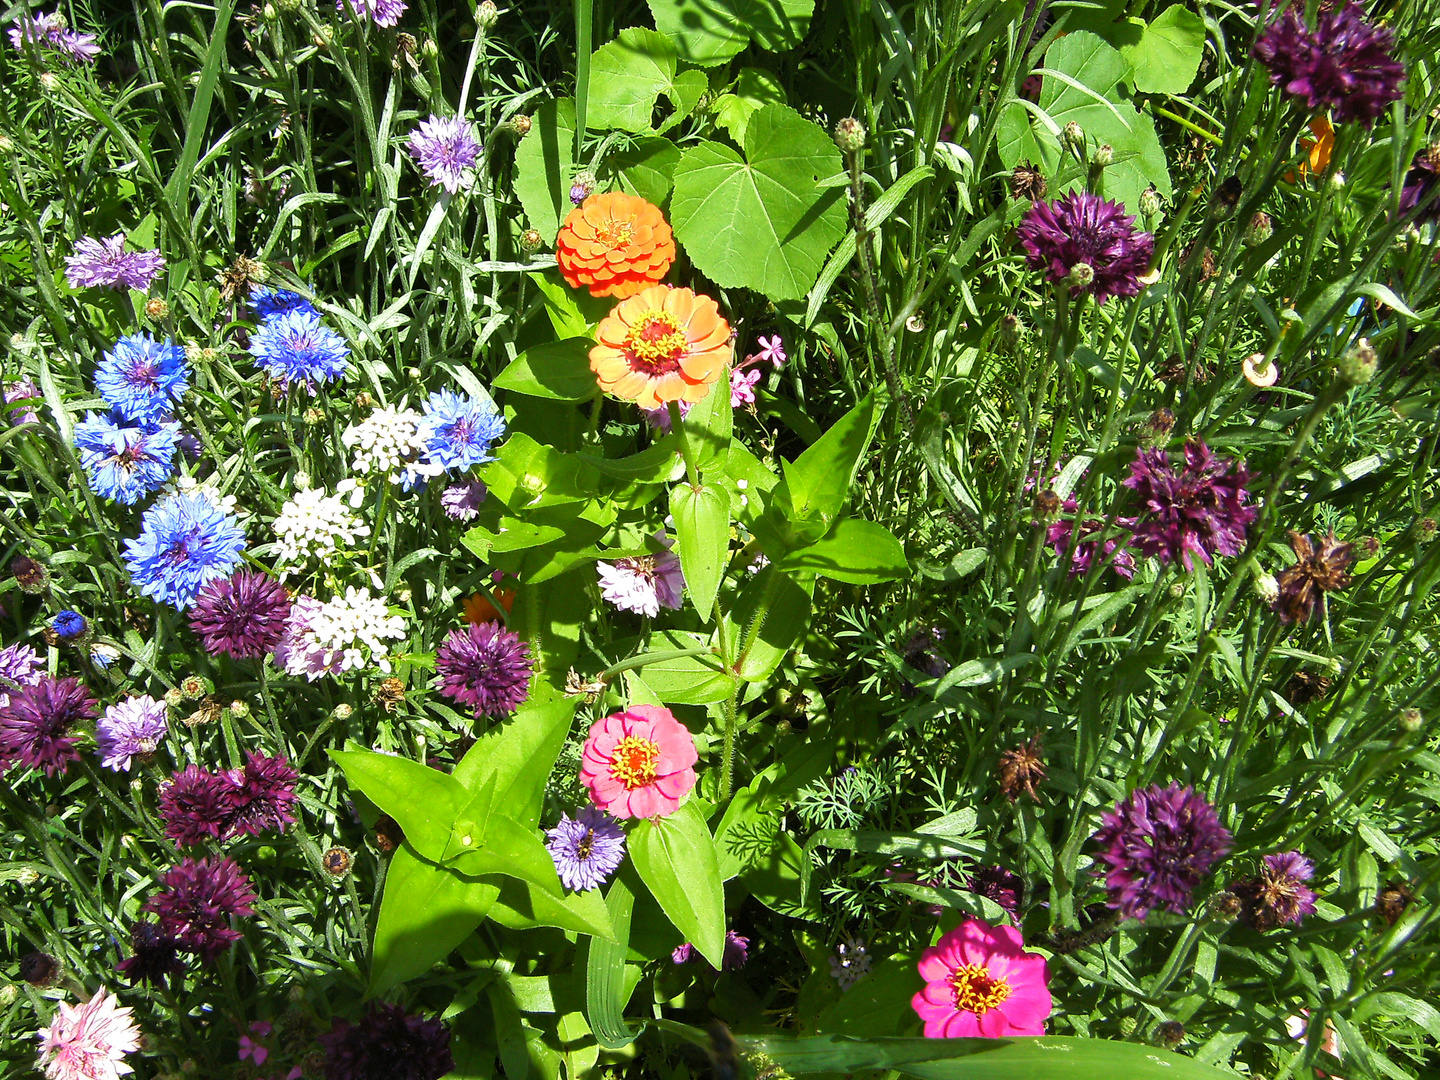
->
{"left": 622, "top": 311, "right": 689, "bottom": 373}
{"left": 949, "top": 964, "right": 1011, "bottom": 1015}
{"left": 609, "top": 734, "right": 661, "bottom": 790}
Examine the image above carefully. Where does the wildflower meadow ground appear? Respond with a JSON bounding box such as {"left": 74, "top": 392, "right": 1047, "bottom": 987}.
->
{"left": 1, "top": 0, "right": 1438, "bottom": 1077}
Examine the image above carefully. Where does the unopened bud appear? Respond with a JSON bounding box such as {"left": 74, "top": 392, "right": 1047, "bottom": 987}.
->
{"left": 312, "top": 25, "right": 333, "bottom": 48}
{"left": 1118, "top": 1016, "right": 1138, "bottom": 1037}
{"left": 1255, "top": 573, "right": 1279, "bottom": 605}
{"left": 0, "top": 132, "right": 13, "bottom": 153}
{"left": 511, "top": 114, "right": 531, "bottom": 137}
{"left": 520, "top": 228, "right": 543, "bottom": 253}
{"left": 1208, "top": 890, "right": 1241, "bottom": 921}
{"left": 333, "top": 703, "right": 354, "bottom": 721}
{"left": 38, "top": 71, "right": 59, "bottom": 92}
{"left": 354, "top": 391, "right": 376, "bottom": 410}
{"left": 263, "top": 2, "right": 277, "bottom": 17}
{"left": 164, "top": 687, "right": 185, "bottom": 708}
{"left": 1143, "top": 407, "right": 1175, "bottom": 445}
{"left": 1154, "top": 1020, "right": 1185, "bottom": 1048}
{"left": 1138, "top": 186, "right": 1162, "bottom": 218}
{"left": 1245, "top": 211, "right": 1273, "bottom": 246}
{"left": 1091, "top": 143, "right": 1113, "bottom": 168}
{"left": 144, "top": 297, "right": 169, "bottom": 319}
{"left": 568, "top": 169, "right": 595, "bottom": 206}
{"left": 1414, "top": 517, "right": 1437, "bottom": 543}
{"left": 1060, "top": 121, "right": 1085, "bottom": 153}
{"left": 1328, "top": 170, "right": 1346, "bottom": 192}
{"left": 475, "top": 0, "right": 499, "bottom": 29}
{"left": 1399, "top": 708, "right": 1423, "bottom": 733}
{"left": 229, "top": 699, "right": 251, "bottom": 720}
{"left": 420, "top": 36, "right": 438, "bottom": 59}
{"left": 999, "top": 313, "right": 1024, "bottom": 348}
{"left": 406, "top": 366, "right": 422, "bottom": 380}
{"left": 1065, "top": 262, "right": 1095, "bottom": 289}
{"left": 1033, "top": 489, "right": 1061, "bottom": 520}
{"left": 833, "top": 117, "right": 866, "bottom": 153}
{"left": 1338, "top": 337, "right": 1377, "bottom": 385}
{"left": 303, "top": 406, "right": 326, "bottom": 425}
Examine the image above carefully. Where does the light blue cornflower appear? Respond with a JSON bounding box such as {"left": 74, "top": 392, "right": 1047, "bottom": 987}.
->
{"left": 94, "top": 333, "right": 189, "bottom": 424}
{"left": 123, "top": 493, "right": 246, "bottom": 610}
{"left": 249, "top": 287, "right": 316, "bottom": 321}
{"left": 249, "top": 309, "right": 351, "bottom": 392}
{"left": 73, "top": 411, "right": 180, "bottom": 506}
{"left": 419, "top": 389, "right": 505, "bottom": 472}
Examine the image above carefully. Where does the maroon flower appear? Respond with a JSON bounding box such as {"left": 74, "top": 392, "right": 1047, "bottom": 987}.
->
{"left": 116, "top": 921, "right": 186, "bottom": 987}
{"left": 144, "top": 856, "right": 256, "bottom": 961}
{"left": 1017, "top": 192, "right": 1154, "bottom": 304}
{"left": 1092, "top": 783, "right": 1232, "bottom": 921}
{"left": 189, "top": 570, "right": 292, "bottom": 659}
{"left": 1253, "top": 1, "right": 1404, "bottom": 127}
{"left": 1123, "top": 441, "right": 1256, "bottom": 570}
{"left": 1047, "top": 500, "right": 1136, "bottom": 579}
{"left": 159, "top": 765, "right": 238, "bottom": 846}
{"left": 318, "top": 1002, "right": 453, "bottom": 1080}
{"left": 1231, "top": 850, "right": 1318, "bottom": 931}
{"left": 226, "top": 752, "right": 299, "bottom": 838}
{"left": 1273, "top": 531, "right": 1354, "bottom": 624}
{"left": 967, "top": 866, "right": 1024, "bottom": 917}
{"left": 1399, "top": 144, "right": 1440, "bottom": 223}
{"left": 435, "top": 622, "right": 533, "bottom": 719}
{"left": 0, "top": 675, "right": 96, "bottom": 776}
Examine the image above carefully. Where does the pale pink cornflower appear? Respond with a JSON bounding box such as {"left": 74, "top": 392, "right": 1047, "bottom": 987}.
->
{"left": 64, "top": 236, "right": 164, "bottom": 292}
{"left": 597, "top": 533, "right": 684, "bottom": 617}
{"left": 37, "top": 986, "right": 142, "bottom": 1080}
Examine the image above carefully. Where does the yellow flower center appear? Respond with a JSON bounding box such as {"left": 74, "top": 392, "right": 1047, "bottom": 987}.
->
{"left": 609, "top": 735, "right": 661, "bottom": 790}
{"left": 595, "top": 218, "right": 635, "bottom": 250}
{"left": 622, "top": 312, "right": 689, "bottom": 375}
{"left": 949, "top": 964, "right": 1011, "bottom": 1015}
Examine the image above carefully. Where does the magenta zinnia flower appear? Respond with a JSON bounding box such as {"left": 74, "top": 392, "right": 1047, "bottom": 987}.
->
{"left": 37, "top": 986, "right": 141, "bottom": 1080}
{"left": 1123, "top": 440, "right": 1256, "bottom": 570}
{"left": 912, "top": 918, "right": 1052, "bottom": 1038}
{"left": 189, "top": 570, "right": 293, "bottom": 659}
{"left": 1092, "top": 782, "right": 1232, "bottom": 920}
{"left": 318, "top": 1002, "right": 453, "bottom": 1080}
{"left": 144, "top": 856, "right": 256, "bottom": 962}
{"left": 434, "top": 622, "right": 533, "bottom": 719}
{"left": 407, "top": 115, "right": 482, "bottom": 193}
{"left": 64, "top": 235, "right": 165, "bottom": 292}
{"left": 0, "top": 675, "right": 95, "bottom": 776}
{"left": 1253, "top": 1, "right": 1404, "bottom": 127}
{"left": 96, "top": 694, "right": 169, "bottom": 771}
{"left": 1017, "top": 192, "right": 1154, "bottom": 304}
{"left": 580, "top": 705, "right": 698, "bottom": 820}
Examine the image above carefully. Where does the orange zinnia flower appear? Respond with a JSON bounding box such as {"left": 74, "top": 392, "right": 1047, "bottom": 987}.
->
{"left": 463, "top": 589, "right": 515, "bottom": 625}
{"left": 555, "top": 192, "right": 676, "bottom": 299}
{"left": 589, "top": 285, "right": 732, "bottom": 410}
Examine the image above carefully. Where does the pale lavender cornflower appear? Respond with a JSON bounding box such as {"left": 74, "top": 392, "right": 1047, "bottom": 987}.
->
{"left": 643, "top": 399, "right": 692, "bottom": 433}
{"left": 5, "top": 377, "right": 41, "bottom": 426}
{"left": 64, "top": 235, "right": 164, "bottom": 292}
{"left": 755, "top": 335, "right": 787, "bottom": 367}
{"left": 730, "top": 366, "right": 762, "bottom": 407}
{"left": 336, "top": 0, "right": 407, "bottom": 26}
{"left": 597, "top": 534, "right": 684, "bottom": 617}
{"left": 441, "top": 479, "right": 487, "bottom": 521}
{"left": 37, "top": 986, "right": 142, "bottom": 1080}
{"left": 9, "top": 11, "right": 100, "bottom": 63}
{"left": 407, "top": 115, "right": 482, "bottom": 194}
{"left": 0, "top": 642, "right": 43, "bottom": 712}
{"left": 96, "top": 694, "right": 169, "bottom": 771}
{"left": 545, "top": 807, "right": 626, "bottom": 891}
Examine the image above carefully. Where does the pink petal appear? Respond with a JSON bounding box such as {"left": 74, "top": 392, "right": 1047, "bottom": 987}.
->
{"left": 917, "top": 953, "right": 952, "bottom": 982}
{"left": 654, "top": 767, "right": 696, "bottom": 799}
{"left": 626, "top": 785, "right": 665, "bottom": 819}
{"left": 941, "top": 1012, "right": 983, "bottom": 1038}
{"left": 977, "top": 1008, "right": 1011, "bottom": 1038}
{"left": 998, "top": 986, "right": 1052, "bottom": 1028}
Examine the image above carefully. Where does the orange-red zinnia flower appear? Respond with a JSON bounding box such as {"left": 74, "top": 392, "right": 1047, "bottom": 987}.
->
{"left": 462, "top": 589, "right": 515, "bottom": 625}
{"left": 589, "top": 285, "right": 731, "bottom": 410}
{"left": 555, "top": 192, "right": 676, "bottom": 298}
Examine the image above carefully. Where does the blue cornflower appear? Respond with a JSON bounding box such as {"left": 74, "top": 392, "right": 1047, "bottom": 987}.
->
{"left": 73, "top": 411, "right": 180, "bottom": 506}
{"left": 249, "top": 287, "right": 316, "bottom": 321}
{"left": 249, "top": 309, "right": 351, "bottom": 392}
{"left": 51, "top": 610, "right": 87, "bottom": 640}
{"left": 123, "top": 493, "right": 247, "bottom": 610}
{"left": 94, "top": 334, "right": 189, "bottom": 424}
{"left": 420, "top": 389, "right": 505, "bottom": 472}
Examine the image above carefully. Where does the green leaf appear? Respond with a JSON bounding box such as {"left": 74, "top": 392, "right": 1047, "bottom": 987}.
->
{"left": 587, "top": 28, "right": 677, "bottom": 132}
{"left": 453, "top": 698, "right": 578, "bottom": 829}
{"left": 604, "top": 137, "right": 683, "bottom": 205}
{"left": 714, "top": 68, "right": 788, "bottom": 143}
{"left": 586, "top": 878, "right": 640, "bottom": 1049}
{"left": 671, "top": 482, "right": 730, "bottom": 619}
{"left": 996, "top": 31, "right": 1172, "bottom": 214}
{"left": 671, "top": 105, "right": 848, "bottom": 300}
{"left": 647, "top": 0, "right": 815, "bottom": 65}
{"left": 514, "top": 98, "right": 576, "bottom": 238}
{"left": 780, "top": 517, "right": 907, "bottom": 584}
{"left": 629, "top": 801, "right": 726, "bottom": 966}
{"left": 529, "top": 269, "right": 615, "bottom": 338}
{"left": 487, "top": 981, "right": 531, "bottom": 1080}
{"left": 487, "top": 876, "right": 619, "bottom": 941}
{"left": 681, "top": 379, "right": 733, "bottom": 475}
{"left": 725, "top": 566, "right": 814, "bottom": 681}
{"left": 329, "top": 750, "right": 468, "bottom": 863}
{"left": 1120, "top": 5, "right": 1207, "bottom": 95}
{"left": 660, "top": 70, "right": 709, "bottom": 134}
{"left": 639, "top": 630, "right": 736, "bottom": 705}
{"left": 447, "top": 813, "right": 565, "bottom": 897}
{"left": 815, "top": 957, "right": 921, "bottom": 1036}
{"left": 369, "top": 845, "right": 500, "bottom": 996}
{"left": 163, "top": 0, "right": 236, "bottom": 213}
{"left": 461, "top": 521, "right": 567, "bottom": 559}
{"left": 494, "top": 338, "right": 599, "bottom": 401}
{"left": 781, "top": 391, "right": 876, "bottom": 527}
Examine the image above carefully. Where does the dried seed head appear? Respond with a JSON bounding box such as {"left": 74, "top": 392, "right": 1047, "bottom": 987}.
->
{"left": 1033, "top": 489, "right": 1061, "bottom": 521}
{"left": 11, "top": 556, "right": 49, "bottom": 594}
{"left": 1376, "top": 882, "right": 1414, "bottom": 925}
{"left": 372, "top": 813, "right": 403, "bottom": 853}
{"left": 1009, "top": 162, "right": 1047, "bottom": 202}
{"left": 1283, "top": 670, "right": 1333, "bottom": 705}
{"left": 996, "top": 735, "right": 1046, "bottom": 802}
{"left": 1154, "top": 1021, "right": 1185, "bottom": 1048}
{"left": 1142, "top": 407, "right": 1175, "bottom": 445}
{"left": 375, "top": 677, "right": 405, "bottom": 713}
{"left": 19, "top": 951, "right": 60, "bottom": 986}
{"left": 322, "top": 846, "right": 355, "bottom": 878}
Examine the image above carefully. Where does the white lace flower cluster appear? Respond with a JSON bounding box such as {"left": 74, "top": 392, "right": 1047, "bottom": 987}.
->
{"left": 303, "top": 586, "right": 407, "bottom": 674}
{"left": 272, "top": 480, "right": 370, "bottom": 570}
{"left": 340, "top": 404, "right": 441, "bottom": 487}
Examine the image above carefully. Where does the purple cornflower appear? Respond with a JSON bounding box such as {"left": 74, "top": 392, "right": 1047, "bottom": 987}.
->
{"left": 50, "top": 610, "right": 86, "bottom": 641}
{"left": 434, "top": 622, "right": 533, "bottom": 719}
{"left": 441, "top": 479, "right": 488, "bottom": 521}
{"left": 336, "top": 0, "right": 408, "bottom": 27}
{"left": 545, "top": 807, "right": 626, "bottom": 891}
{"left": 224, "top": 752, "right": 299, "bottom": 838}
{"left": 5, "top": 377, "right": 41, "bottom": 426}
{"left": 901, "top": 625, "right": 952, "bottom": 680}
{"left": 97, "top": 694, "right": 169, "bottom": 771}
{"left": 1232, "top": 850, "right": 1319, "bottom": 931}
{"left": 1123, "top": 441, "right": 1256, "bottom": 570}
{"left": 1092, "top": 782, "right": 1232, "bottom": 921}
{"left": 64, "top": 235, "right": 164, "bottom": 291}
{"left": 1253, "top": 1, "right": 1404, "bottom": 127}
{"left": 755, "top": 334, "right": 787, "bottom": 367}
{"left": 1399, "top": 145, "right": 1440, "bottom": 224}
{"left": 597, "top": 534, "right": 684, "bottom": 617}
{"left": 407, "top": 115, "right": 482, "bottom": 194}
{"left": 1047, "top": 500, "right": 1136, "bottom": 579}
{"left": 159, "top": 765, "right": 237, "bottom": 846}
{"left": 8, "top": 11, "right": 99, "bottom": 62}
{"left": 116, "top": 921, "right": 186, "bottom": 987}
{"left": 318, "top": 1002, "right": 453, "bottom": 1080}
{"left": 1017, "top": 192, "right": 1154, "bottom": 304}
{"left": 0, "top": 675, "right": 95, "bottom": 776}
{"left": 671, "top": 942, "right": 695, "bottom": 964}
{"left": 967, "top": 865, "right": 1024, "bottom": 918}
{"left": 723, "top": 930, "right": 750, "bottom": 970}
{"left": 189, "top": 570, "right": 293, "bottom": 659}
{"left": 144, "top": 856, "right": 256, "bottom": 962}
{"left": 642, "top": 399, "right": 691, "bottom": 433}
{"left": 0, "top": 643, "right": 43, "bottom": 710}
{"left": 94, "top": 334, "right": 189, "bottom": 424}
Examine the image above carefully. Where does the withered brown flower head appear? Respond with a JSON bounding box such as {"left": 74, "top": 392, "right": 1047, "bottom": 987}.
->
{"left": 1274, "top": 531, "right": 1354, "bottom": 624}
{"left": 183, "top": 695, "right": 225, "bottom": 728}
{"left": 1375, "top": 881, "right": 1414, "bottom": 925}
{"left": 218, "top": 255, "right": 266, "bottom": 302}
{"left": 997, "top": 735, "right": 1047, "bottom": 802}
{"left": 1230, "top": 851, "right": 1318, "bottom": 931}
{"left": 564, "top": 668, "right": 607, "bottom": 703}
{"left": 371, "top": 813, "right": 404, "bottom": 853}
{"left": 1158, "top": 352, "right": 1213, "bottom": 385}
{"left": 322, "top": 846, "right": 354, "bottom": 877}
{"left": 1182, "top": 241, "right": 1218, "bottom": 283}
{"left": 1284, "top": 670, "right": 1333, "bottom": 705}
{"left": 1210, "top": 173, "right": 1243, "bottom": 217}
{"left": 1009, "top": 162, "right": 1048, "bottom": 202}
{"left": 375, "top": 677, "right": 405, "bottom": 714}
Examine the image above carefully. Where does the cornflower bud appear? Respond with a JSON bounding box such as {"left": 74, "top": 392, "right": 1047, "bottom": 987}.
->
{"left": 1399, "top": 708, "right": 1423, "bottom": 733}
{"left": 1245, "top": 211, "right": 1273, "bottom": 246}
{"left": 1060, "top": 121, "right": 1085, "bottom": 154}
{"left": 568, "top": 170, "right": 595, "bottom": 206}
{"left": 520, "top": 228, "right": 543, "bottom": 253}
{"left": 1338, "top": 337, "right": 1377, "bottom": 385}
{"left": 476, "top": 0, "right": 499, "bottom": 29}
{"left": 1413, "top": 517, "right": 1437, "bottom": 543}
{"left": 229, "top": 699, "right": 252, "bottom": 720}
{"left": 333, "top": 703, "right": 354, "bottom": 721}
{"left": 1092, "top": 143, "right": 1113, "bottom": 167}
{"left": 511, "top": 114, "right": 532, "bottom": 137}
{"left": 1065, "top": 262, "right": 1095, "bottom": 289}
{"left": 1154, "top": 1021, "right": 1185, "bottom": 1048}
{"left": 1255, "top": 573, "right": 1280, "bottom": 605}
{"left": 322, "top": 846, "right": 355, "bottom": 878}
{"left": 144, "top": 297, "right": 170, "bottom": 319}
{"left": 833, "top": 117, "right": 866, "bottom": 153}
{"left": 1138, "top": 185, "right": 1162, "bottom": 218}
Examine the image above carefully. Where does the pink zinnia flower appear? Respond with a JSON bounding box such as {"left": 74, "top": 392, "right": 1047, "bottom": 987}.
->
{"left": 580, "top": 705, "right": 698, "bottom": 819}
{"left": 911, "top": 918, "right": 1052, "bottom": 1038}
{"left": 38, "top": 985, "right": 142, "bottom": 1080}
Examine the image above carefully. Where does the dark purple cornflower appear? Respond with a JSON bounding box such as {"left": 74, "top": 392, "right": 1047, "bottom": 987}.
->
{"left": 159, "top": 765, "right": 238, "bottom": 846}
{"left": 434, "top": 622, "right": 533, "bottom": 719}
{"left": 723, "top": 930, "right": 750, "bottom": 970}
{"left": 671, "top": 942, "right": 695, "bottom": 964}
{"left": 1231, "top": 850, "right": 1319, "bottom": 931}
{"left": 318, "top": 1002, "right": 453, "bottom": 1080}
{"left": 189, "top": 570, "right": 293, "bottom": 659}
{"left": 1047, "top": 500, "right": 1136, "bottom": 579}
{"left": 1123, "top": 441, "right": 1257, "bottom": 571}
{"left": 225, "top": 752, "right": 299, "bottom": 838}
{"left": 0, "top": 675, "right": 95, "bottom": 776}
{"left": 1253, "top": 1, "right": 1404, "bottom": 127}
{"left": 1399, "top": 145, "right": 1440, "bottom": 223}
{"left": 545, "top": 807, "right": 626, "bottom": 891}
{"left": 1092, "top": 782, "right": 1232, "bottom": 921}
{"left": 967, "top": 865, "right": 1024, "bottom": 918}
{"left": 144, "top": 856, "right": 256, "bottom": 962}
{"left": 1017, "top": 192, "right": 1155, "bottom": 304}
{"left": 901, "top": 625, "right": 952, "bottom": 680}
{"left": 116, "top": 921, "right": 186, "bottom": 987}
